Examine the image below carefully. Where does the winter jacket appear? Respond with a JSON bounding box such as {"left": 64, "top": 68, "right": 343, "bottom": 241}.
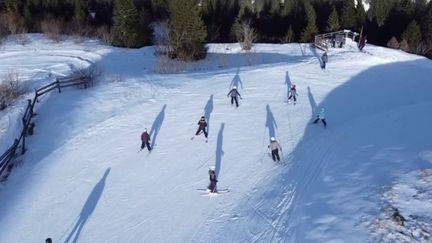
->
{"left": 290, "top": 87, "right": 297, "bottom": 96}
{"left": 141, "top": 132, "right": 150, "bottom": 143}
{"left": 318, "top": 109, "right": 326, "bottom": 119}
{"left": 198, "top": 118, "right": 207, "bottom": 129}
{"left": 227, "top": 89, "right": 241, "bottom": 98}
{"left": 321, "top": 53, "right": 328, "bottom": 63}
{"left": 209, "top": 170, "right": 217, "bottom": 182}
{"left": 269, "top": 141, "right": 282, "bottom": 151}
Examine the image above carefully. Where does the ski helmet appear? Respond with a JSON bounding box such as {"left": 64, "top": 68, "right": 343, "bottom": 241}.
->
{"left": 270, "top": 137, "right": 276, "bottom": 141}
{"left": 210, "top": 166, "right": 215, "bottom": 171}
{"left": 144, "top": 128, "right": 147, "bottom": 132}
{"left": 233, "top": 86, "right": 237, "bottom": 89}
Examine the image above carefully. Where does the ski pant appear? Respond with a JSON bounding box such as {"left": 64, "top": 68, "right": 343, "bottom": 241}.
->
{"left": 288, "top": 94, "right": 296, "bottom": 102}
{"left": 321, "top": 61, "right": 326, "bottom": 69}
{"left": 313, "top": 118, "right": 327, "bottom": 127}
{"left": 208, "top": 180, "right": 217, "bottom": 192}
{"left": 196, "top": 127, "right": 208, "bottom": 138}
{"left": 231, "top": 96, "right": 239, "bottom": 107}
{"left": 141, "top": 141, "right": 152, "bottom": 151}
{"left": 271, "top": 149, "right": 280, "bottom": 162}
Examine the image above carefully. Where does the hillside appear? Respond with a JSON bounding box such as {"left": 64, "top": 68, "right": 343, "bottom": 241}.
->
{"left": 0, "top": 35, "right": 431, "bottom": 242}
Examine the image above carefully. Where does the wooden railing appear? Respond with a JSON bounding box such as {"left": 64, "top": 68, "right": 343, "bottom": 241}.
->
{"left": 0, "top": 75, "right": 93, "bottom": 180}
{"left": 314, "top": 30, "right": 359, "bottom": 51}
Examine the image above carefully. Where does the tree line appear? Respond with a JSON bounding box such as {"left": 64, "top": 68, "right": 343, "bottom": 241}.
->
{"left": 0, "top": 0, "right": 431, "bottom": 60}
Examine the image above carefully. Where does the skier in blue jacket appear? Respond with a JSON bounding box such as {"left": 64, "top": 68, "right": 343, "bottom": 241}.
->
{"left": 313, "top": 108, "right": 327, "bottom": 128}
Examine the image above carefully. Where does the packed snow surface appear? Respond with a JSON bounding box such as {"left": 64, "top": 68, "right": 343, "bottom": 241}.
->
{"left": 0, "top": 35, "right": 431, "bottom": 242}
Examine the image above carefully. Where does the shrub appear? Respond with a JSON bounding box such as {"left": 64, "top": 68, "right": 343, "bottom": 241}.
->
{"left": 387, "top": 36, "right": 399, "bottom": 49}
{"left": 0, "top": 72, "right": 23, "bottom": 110}
{"left": 40, "top": 18, "right": 64, "bottom": 42}
{"left": 95, "top": 25, "right": 115, "bottom": 45}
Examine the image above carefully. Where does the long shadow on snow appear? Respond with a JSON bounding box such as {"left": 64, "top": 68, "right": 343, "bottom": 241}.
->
{"left": 284, "top": 71, "right": 292, "bottom": 102}
{"left": 214, "top": 123, "right": 225, "bottom": 178}
{"left": 265, "top": 104, "right": 278, "bottom": 141}
{"left": 65, "top": 168, "right": 110, "bottom": 243}
{"left": 203, "top": 95, "right": 213, "bottom": 135}
{"left": 150, "top": 104, "right": 167, "bottom": 148}
{"left": 307, "top": 86, "right": 318, "bottom": 120}
{"left": 229, "top": 67, "right": 244, "bottom": 89}
{"left": 207, "top": 59, "right": 432, "bottom": 243}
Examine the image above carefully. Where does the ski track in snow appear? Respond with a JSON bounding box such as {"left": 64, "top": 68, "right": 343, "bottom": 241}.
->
{"left": 0, "top": 36, "right": 431, "bottom": 243}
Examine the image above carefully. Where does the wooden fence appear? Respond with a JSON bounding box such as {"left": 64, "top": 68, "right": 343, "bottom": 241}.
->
{"left": 314, "top": 30, "right": 359, "bottom": 51}
{"left": 0, "top": 75, "right": 92, "bottom": 180}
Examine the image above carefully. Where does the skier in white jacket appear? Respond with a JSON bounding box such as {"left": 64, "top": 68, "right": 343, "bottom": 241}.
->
{"left": 313, "top": 108, "right": 327, "bottom": 128}
{"left": 268, "top": 137, "right": 282, "bottom": 162}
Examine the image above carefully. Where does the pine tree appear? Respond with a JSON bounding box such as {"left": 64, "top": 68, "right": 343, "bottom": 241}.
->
{"left": 74, "top": 0, "right": 88, "bottom": 27}
{"left": 113, "top": 0, "right": 141, "bottom": 48}
{"left": 281, "top": 0, "right": 294, "bottom": 16}
{"left": 402, "top": 20, "right": 422, "bottom": 52}
{"left": 340, "top": 0, "right": 356, "bottom": 29}
{"left": 327, "top": 6, "right": 340, "bottom": 32}
{"left": 356, "top": 0, "right": 367, "bottom": 29}
{"left": 5, "top": 0, "right": 22, "bottom": 14}
{"left": 424, "top": 2, "right": 432, "bottom": 42}
{"left": 300, "top": 1, "right": 317, "bottom": 42}
{"left": 169, "top": 0, "right": 207, "bottom": 60}
{"left": 370, "top": 0, "right": 394, "bottom": 27}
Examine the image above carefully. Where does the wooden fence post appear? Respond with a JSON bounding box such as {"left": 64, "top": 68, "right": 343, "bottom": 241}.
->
{"left": 57, "top": 78, "right": 61, "bottom": 93}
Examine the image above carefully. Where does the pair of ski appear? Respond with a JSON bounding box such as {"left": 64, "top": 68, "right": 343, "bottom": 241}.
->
{"left": 190, "top": 131, "right": 208, "bottom": 143}
{"left": 197, "top": 188, "right": 230, "bottom": 196}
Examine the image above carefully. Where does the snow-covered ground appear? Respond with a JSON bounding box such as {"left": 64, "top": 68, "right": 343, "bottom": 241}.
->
{"left": 0, "top": 35, "right": 431, "bottom": 243}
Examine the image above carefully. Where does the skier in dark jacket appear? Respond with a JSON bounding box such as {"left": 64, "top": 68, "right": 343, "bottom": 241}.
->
{"left": 227, "top": 86, "right": 242, "bottom": 107}
{"left": 208, "top": 166, "right": 218, "bottom": 192}
{"left": 194, "top": 116, "right": 208, "bottom": 140}
{"left": 268, "top": 137, "right": 282, "bottom": 162}
{"left": 288, "top": 84, "right": 298, "bottom": 104}
{"left": 358, "top": 35, "right": 367, "bottom": 51}
{"left": 140, "top": 128, "right": 152, "bottom": 151}
{"left": 321, "top": 52, "right": 328, "bottom": 69}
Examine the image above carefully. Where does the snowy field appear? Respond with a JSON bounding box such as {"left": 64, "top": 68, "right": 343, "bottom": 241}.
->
{"left": 0, "top": 34, "right": 431, "bottom": 243}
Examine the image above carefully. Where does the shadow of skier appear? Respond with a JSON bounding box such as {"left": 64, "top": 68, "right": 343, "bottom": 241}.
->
{"left": 230, "top": 66, "right": 243, "bottom": 89}
{"left": 150, "top": 104, "right": 167, "bottom": 148}
{"left": 204, "top": 95, "right": 214, "bottom": 135}
{"left": 285, "top": 71, "right": 292, "bottom": 102}
{"left": 265, "top": 104, "right": 278, "bottom": 141}
{"left": 307, "top": 86, "right": 317, "bottom": 120}
{"left": 65, "top": 168, "right": 110, "bottom": 243}
{"left": 215, "top": 123, "right": 225, "bottom": 177}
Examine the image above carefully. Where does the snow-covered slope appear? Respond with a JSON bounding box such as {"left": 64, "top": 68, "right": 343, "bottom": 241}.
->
{"left": 0, "top": 36, "right": 431, "bottom": 243}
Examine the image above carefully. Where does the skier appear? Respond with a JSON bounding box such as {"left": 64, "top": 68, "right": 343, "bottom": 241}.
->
{"left": 321, "top": 52, "right": 328, "bottom": 69}
{"left": 227, "top": 86, "right": 242, "bottom": 107}
{"left": 45, "top": 238, "right": 52, "bottom": 243}
{"left": 192, "top": 116, "right": 208, "bottom": 141}
{"left": 207, "top": 166, "right": 218, "bottom": 193}
{"left": 358, "top": 35, "right": 367, "bottom": 51}
{"left": 268, "top": 137, "right": 282, "bottom": 162}
{"left": 287, "top": 84, "right": 298, "bottom": 104}
{"left": 313, "top": 108, "right": 327, "bottom": 128}
{"left": 140, "top": 128, "right": 152, "bottom": 152}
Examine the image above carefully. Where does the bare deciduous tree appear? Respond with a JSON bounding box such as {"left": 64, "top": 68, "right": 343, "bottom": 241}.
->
{"left": 0, "top": 72, "right": 23, "bottom": 110}
{"left": 150, "top": 21, "right": 171, "bottom": 56}
{"left": 40, "top": 18, "right": 64, "bottom": 42}
{"left": 235, "top": 21, "right": 257, "bottom": 51}
{"left": 95, "top": 25, "right": 115, "bottom": 45}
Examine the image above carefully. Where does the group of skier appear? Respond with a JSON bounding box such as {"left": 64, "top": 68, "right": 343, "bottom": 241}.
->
{"left": 139, "top": 70, "right": 328, "bottom": 193}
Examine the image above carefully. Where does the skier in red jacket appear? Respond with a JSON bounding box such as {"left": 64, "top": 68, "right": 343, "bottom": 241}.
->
{"left": 140, "top": 128, "right": 152, "bottom": 151}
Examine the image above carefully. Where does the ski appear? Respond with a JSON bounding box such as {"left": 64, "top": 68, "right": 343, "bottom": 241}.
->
{"left": 197, "top": 188, "right": 230, "bottom": 195}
